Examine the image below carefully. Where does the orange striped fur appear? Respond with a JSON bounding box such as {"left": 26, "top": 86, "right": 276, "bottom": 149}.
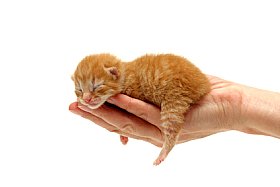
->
{"left": 72, "top": 53, "right": 210, "bottom": 165}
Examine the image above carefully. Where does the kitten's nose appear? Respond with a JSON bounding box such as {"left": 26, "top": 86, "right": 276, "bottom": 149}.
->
{"left": 82, "top": 93, "right": 92, "bottom": 103}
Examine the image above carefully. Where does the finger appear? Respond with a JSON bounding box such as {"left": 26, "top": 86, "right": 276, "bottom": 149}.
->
{"left": 69, "top": 102, "right": 117, "bottom": 132}
{"left": 77, "top": 102, "right": 131, "bottom": 126}
{"left": 108, "top": 94, "right": 162, "bottom": 126}
{"left": 132, "top": 136, "right": 162, "bottom": 147}
{"left": 120, "top": 135, "right": 128, "bottom": 145}
{"left": 76, "top": 102, "right": 163, "bottom": 143}
{"left": 70, "top": 102, "right": 162, "bottom": 147}
{"left": 119, "top": 132, "right": 162, "bottom": 147}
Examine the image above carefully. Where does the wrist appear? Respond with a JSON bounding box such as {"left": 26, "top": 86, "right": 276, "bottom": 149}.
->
{"left": 238, "top": 85, "right": 280, "bottom": 138}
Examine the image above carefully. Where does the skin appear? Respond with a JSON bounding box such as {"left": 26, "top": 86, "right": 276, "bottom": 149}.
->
{"left": 69, "top": 75, "right": 280, "bottom": 148}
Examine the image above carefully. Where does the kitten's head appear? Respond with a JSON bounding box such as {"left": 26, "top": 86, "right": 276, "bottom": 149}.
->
{"left": 72, "top": 54, "right": 122, "bottom": 109}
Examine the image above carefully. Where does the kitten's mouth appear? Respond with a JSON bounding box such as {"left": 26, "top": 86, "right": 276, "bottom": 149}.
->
{"left": 88, "top": 97, "right": 102, "bottom": 106}
{"left": 79, "top": 97, "right": 103, "bottom": 109}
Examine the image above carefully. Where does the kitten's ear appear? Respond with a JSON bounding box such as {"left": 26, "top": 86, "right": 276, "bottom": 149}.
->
{"left": 71, "top": 75, "right": 74, "bottom": 81}
{"left": 105, "top": 67, "right": 119, "bottom": 80}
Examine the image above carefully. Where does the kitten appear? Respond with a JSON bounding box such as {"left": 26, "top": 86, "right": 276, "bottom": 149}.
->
{"left": 72, "top": 53, "right": 210, "bottom": 165}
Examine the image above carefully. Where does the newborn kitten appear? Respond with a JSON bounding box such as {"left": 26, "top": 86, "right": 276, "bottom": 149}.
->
{"left": 72, "top": 53, "right": 210, "bottom": 165}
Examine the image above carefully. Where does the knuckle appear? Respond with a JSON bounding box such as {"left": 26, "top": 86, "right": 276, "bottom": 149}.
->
{"left": 137, "top": 112, "right": 148, "bottom": 121}
{"left": 124, "top": 97, "right": 134, "bottom": 111}
{"left": 122, "top": 97, "right": 153, "bottom": 122}
{"left": 119, "top": 124, "right": 135, "bottom": 134}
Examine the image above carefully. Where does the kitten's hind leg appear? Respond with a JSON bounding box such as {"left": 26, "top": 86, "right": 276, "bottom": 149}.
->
{"left": 120, "top": 135, "right": 128, "bottom": 145}
{"left": 153, "top": 102, "right": 188, "bottom": 165}
{"left": 153, "top": 121, "right": 182, "bottom": 165}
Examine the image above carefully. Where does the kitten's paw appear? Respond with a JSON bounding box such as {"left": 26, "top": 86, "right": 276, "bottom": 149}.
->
{"left": 120, "top": 135, "right": 128, "bottom": 145}
{"left": 153, "top": 150, "right": 168, "bottom": 166}
{"left": 153, "top": 157, "right": 165, "bottom": 166}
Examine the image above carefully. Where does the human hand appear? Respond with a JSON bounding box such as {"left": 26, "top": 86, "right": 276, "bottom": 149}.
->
{"left": 69, "top": 75, "right": 247, "bottom": 147}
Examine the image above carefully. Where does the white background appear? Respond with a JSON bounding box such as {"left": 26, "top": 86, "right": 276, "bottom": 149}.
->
{"left": 0, "top": 0, "right": 279, "bottom": 186}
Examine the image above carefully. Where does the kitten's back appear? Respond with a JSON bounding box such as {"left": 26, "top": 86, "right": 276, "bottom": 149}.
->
{"left": 123, "top": 54, "right": 210, "bottom": 106}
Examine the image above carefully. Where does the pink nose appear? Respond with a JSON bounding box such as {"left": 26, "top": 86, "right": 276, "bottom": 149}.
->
{"left": 82, "top": 93, "right": 92, "bottom": 103}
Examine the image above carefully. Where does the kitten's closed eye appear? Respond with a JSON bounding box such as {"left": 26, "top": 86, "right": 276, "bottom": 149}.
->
{"left": 75, "top": 87, "right": 82, "bottom": 91}
{"left": 75, "top": 88, "right": 83, "bottom": 96}
{"left": 93, "top": 83, "right": 101, "bottom": 90}
{"left": 93, "top": 85, "right": 105, "bottom": 92}
{"left": 92, "top": 80, "right": 104, "bottom": 92}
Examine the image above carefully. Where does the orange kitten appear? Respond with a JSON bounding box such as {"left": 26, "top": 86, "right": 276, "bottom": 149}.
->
{"left": 72, "top": 53, "right": 210, "bottom": 165}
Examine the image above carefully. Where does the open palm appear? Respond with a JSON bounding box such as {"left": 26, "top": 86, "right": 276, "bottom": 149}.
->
{"left": 69, "top": 76, "right": 245, "bottom": 147}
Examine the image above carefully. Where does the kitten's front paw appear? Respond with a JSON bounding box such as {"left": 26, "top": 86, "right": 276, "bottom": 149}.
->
{"left": 120, "top": 135, "right": 128, "bottom": 145}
